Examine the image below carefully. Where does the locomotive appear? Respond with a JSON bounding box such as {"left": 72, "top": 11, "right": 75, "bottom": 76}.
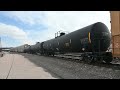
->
{"left": 10, "top": 22, "right": 112, "bottom": 63}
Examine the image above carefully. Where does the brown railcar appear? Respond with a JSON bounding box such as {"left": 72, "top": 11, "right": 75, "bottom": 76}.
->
{"left": 110, "top": 11, "right": 120, "bottom": 57}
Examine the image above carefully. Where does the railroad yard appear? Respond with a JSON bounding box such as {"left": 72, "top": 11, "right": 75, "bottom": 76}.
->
{"left": 0, "top": 52, "right": 120, "bottom": 79}
{"left": 0, "top": 11, "right": 120, "bottom": 79}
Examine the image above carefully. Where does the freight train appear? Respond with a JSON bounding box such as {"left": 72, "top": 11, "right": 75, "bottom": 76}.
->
{"left": 10, "top": 22, "right": 112, "bottom": 63}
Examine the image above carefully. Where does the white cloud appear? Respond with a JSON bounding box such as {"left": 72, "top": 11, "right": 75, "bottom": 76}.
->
{"left": 0, "top": 23, "right": 33, "bottom": 46}
{"left": 43, "top": 11, "right": 111, "bottom": 32}
{"left": 29, "top": 11, "right": 110, "bottom": 42}
{"left": 1, "top": 11, "right": 110, "bottom": 30}
{"left": 0, "top": 41, "right": 12, "bottom": 48}
{"left": 25, "top": 11, "right": 111, "bottom": 44}
{"left": 0, "top": 11, "right": 111, "bottom": 47}
{"left": 1, "top": 11, "right": 44, "bottom": 25}
{"left": 0, "top": 23, "right": 26, "bottom": 39}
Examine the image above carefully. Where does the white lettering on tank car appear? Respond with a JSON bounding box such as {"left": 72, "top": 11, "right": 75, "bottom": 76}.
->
{"left": 56, "top": 48, "right": 59, "bottom": 51}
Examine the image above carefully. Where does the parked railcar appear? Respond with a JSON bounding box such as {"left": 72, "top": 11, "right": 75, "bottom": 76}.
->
{"left": 24, "top": 45, "right": 31, "bottom": 53}
{"left": 42, "top": 23, "right": 110, "bottom": 51}
{"left": 10, "top": 22, "right": 112, "bottom": 63}
{"left": 10, "top": 47, "right": 18, "bottom": 52}
{"left": 10, "top": 44, "right": 29, "bottom": 53}
{"left": 29, "top": 42, "right": 41, "bottom": 54}
{"left": 110, "top": 12, "right": 120, "bottom": 58}
{"left": 40, "top": 22, "right": 111, "bottom": 63}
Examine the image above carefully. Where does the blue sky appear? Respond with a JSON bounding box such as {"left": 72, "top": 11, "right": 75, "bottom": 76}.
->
{"left": 0, "top": 11, "right": 110, "bottom": 47}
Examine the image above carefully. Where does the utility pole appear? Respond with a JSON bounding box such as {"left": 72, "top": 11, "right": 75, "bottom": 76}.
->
{"left": 0, "top": 37, "right": 2, "bottom": 52}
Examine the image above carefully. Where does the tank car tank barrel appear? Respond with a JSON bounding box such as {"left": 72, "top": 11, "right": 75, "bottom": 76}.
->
{"left": 12, "top": 22, "right": 111, "bottom": 63}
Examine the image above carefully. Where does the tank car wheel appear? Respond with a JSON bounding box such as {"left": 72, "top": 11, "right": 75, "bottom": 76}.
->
{"left": 96, "top": 57, "right": 103, "bottom": 63}
{"left": 84, "top": 56, "right": 93, "bottom": 63}
{"left": 52, "top": 54, "right": 54, "bottom": 56}
{"left": 103, "top": 53, "right": 113, "bottom": 63}
{"left": 104, "top": 57, "right": 113, "bottom": 63}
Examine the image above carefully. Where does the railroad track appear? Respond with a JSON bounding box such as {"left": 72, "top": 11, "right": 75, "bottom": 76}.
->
{"left": 15, "top": 52, "right": 120, "bottom": 79}
{"left": 40, "top": 53, "right": 120, "bottom": 70}
{"left": 18, "top": 52, "right": 120, "bottom": 71}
